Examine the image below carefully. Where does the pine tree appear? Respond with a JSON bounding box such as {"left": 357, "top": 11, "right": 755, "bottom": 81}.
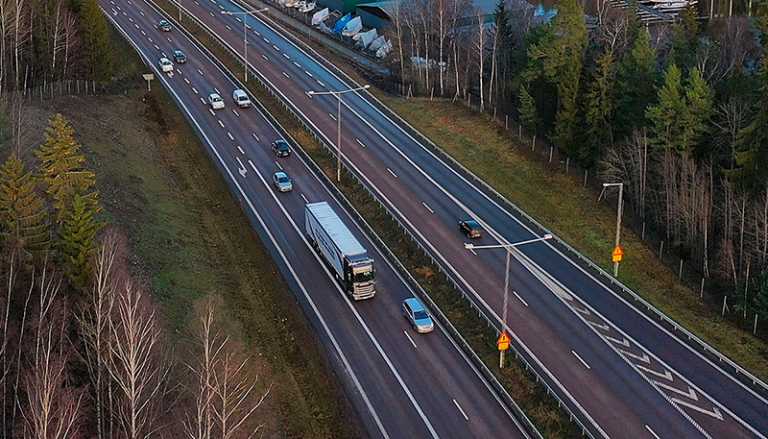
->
{"left": 583, "top": 49, "right": 616, "bottom": 166}
{"left": 518, "top": 84, "right": 538, "bottom": 147}
{"left": 527, "top": 0, "right": 587, "bottom": 159}
{"left": 682, "top": 67, "right": 713, "bottom": 159}
{"left": 733, "top": 58, "right": 768, "bottom": 191}
{"left": 35, "top": 114, "right": 99, "bottom": 222}
{"left": 614, "top": 27, "right": 657, "bottom": 140}
{"left": 646, "top": 63, "right": 686, "bottom": 151}
{"left": 0, "top": 155, "right": 50, "bottom": 257}
{"left": 670, "top": 6, "right": 699, "bottom": 70}
{"left": 58, "top": 193, "right": 101, "bottom": 289}
{"left": 78, "top": 0, "right": 113, "bottom": 81}
{"left": 754, "top": 271, "right": 768, "bottom": 323}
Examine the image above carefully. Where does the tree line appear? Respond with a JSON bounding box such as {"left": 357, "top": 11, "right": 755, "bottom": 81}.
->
{"left": 0, "top": 113, "right": 269, "bottom": 438}
{"left": 384, "top": 1, "right": 768, "bottom": 332}
{"left": 0, "top": 0, "right": 114, "bottom": 94}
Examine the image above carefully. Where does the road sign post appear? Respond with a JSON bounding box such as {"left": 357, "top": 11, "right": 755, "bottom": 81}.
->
{"left": 142, "top": 73, "right": 154, "bottom": 92}
{"left": 497, "top": 331, "right": 510, "bottom": 368}
{"left": 612, "top": 245, "right": 624, "bottom": 264}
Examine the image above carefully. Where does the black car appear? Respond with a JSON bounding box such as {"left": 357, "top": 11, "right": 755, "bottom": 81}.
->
{"left": 459, "top": 219, "right": 482, "bottom": 239}
{"left": 173, "top": 49, "right": 186, "bottom": 64}
{"left": 272, "top": 140, "right": 291, "bottom": 158}
{"left": 157, "top": 19, "right": 172, "bottom": 32}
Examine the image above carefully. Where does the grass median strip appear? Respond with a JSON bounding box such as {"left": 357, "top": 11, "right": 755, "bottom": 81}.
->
{"left": 151, "top": 3, "right": 580, "bottom": 436}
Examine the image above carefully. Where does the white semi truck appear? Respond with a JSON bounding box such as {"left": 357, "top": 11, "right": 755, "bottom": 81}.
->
{"left": 305, "top": 202, "right": 376, "bottom": 300}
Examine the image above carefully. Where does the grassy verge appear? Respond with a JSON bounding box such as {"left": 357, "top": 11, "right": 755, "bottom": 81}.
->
{"left": 155, "top": 5, "right": 579, "bottom": 436}
{"left": 376, "top": 98, "right": 768, "bottom": 381}
{"left": 14, "top": 32, "right": 359, "bottom": 439}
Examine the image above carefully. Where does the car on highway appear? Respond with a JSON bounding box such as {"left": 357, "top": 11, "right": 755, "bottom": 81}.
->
{"left": 157, "top": 19, "right": 172, "bottom": 32}
{"left": 172, "top": 49, "right": 186, "bottom": 64}
{"left": 402, "top": 298, "right": 434, "bottom": 334}
{"left": 272, "top": 139, "right": 291, "bottom": 158}
{"left": 208, "top": 93, "right": 225, "bottom": 110}
{"left": 459, "top": 219, "right": 482, "bottom": 239}
{"left": 272, "top": 171, "right": 293, "bottom": 192}
{"left": 158, "top": 57, "right": 173, "bottom": 73}
{"left": 232, "top": 89, "right": 252, "bottom": 108}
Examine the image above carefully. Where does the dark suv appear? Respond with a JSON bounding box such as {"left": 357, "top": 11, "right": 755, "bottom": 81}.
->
{"left": 459, "top": 219, "right": 482, "bottom": 239}
{"left": 172, "top": 49, "right": 186, "bottom": 64}
{"left": 272, "top": 140, "right": 291, "bottom": 158}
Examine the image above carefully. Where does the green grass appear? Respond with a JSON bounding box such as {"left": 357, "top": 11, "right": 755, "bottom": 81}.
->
{"left": 146, "top": 10, "right": 580, "bottom": 435}
{"left": 375, "top": 97, "right": 768, "bottom": 382}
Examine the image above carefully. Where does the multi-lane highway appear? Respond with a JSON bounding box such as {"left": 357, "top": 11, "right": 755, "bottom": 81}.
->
{"left": 101, "top": 1, "right": 533, "bottom": 437}
{"left": 164, "top": 1, "right": 768, "bottom": 437}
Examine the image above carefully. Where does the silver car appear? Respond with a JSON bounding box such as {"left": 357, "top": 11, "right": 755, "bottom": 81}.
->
{"left": 272, "top": 171, "right": 293, "bottom": 192}
{"left": 402, "top": 297, "right": 434, "bottom": 333}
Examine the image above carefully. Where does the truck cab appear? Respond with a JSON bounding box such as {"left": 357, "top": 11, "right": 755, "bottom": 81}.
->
{"left": 345, "top": 255, "right": 375, "bottom": 298}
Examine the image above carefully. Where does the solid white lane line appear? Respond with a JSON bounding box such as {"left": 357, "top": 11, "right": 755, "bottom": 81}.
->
{"left": 305, "top": 70, "right": 313, "bottom": 78}
{"left": 387, "top": 168, "right": 398, "bottom": 178}
{"left": 282, "top": 71, "right": 290, "bottom": 79}
{"left": 261, "top": 54, "right": 269, "bottom": 61}
{"left": 355, "top": 138, "right": 366, "bottom": 148}
{"left": 233, "top": 109, "right": 240, "bottom": 117}
{"left": 252, "top": 133, "right": 260, "bottom": 142}
{"left": 300, "top": 193, "right": 309, "bottom": 203}
{"left": 421, "top": 202, "right": 434, "bottom": 214}
{"left": 403, "top": 330, "right": 417, "bottom": 349}
{"left": 572, "top": 350, "right": 591, "bottom": 369}
{"left": 645, "top": 425, "right": 661, "bottom": 439}
{"left": 192, "top": 87, "right": 198, "bottom": 94}
{"left": 237, "top": 146, "right": 245, "bottom": 155}
{"left": 217, "top": 120, "right": 225, "bottom": 128}
{"left": 227, "top": 132, "right": 234, "bottom": 140}
{"left": 197, "top": 69, "right": 204, "bottom": 75}
{"left": 328, "top": 113, "right": 336, "bottom": 121}
{"left": 275, "top": 161, "right": 283, "bottom": 170}
{"left": 513, "top": 290, "right": 529, "bottom": 307}
{"left": 452, "top": 399, "right": 469, "bottom": 421}
{"left": 208, "top": 108, "right": 215, "bottom": 116}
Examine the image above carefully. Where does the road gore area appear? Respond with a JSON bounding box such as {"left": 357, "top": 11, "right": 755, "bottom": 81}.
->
{"left": 14, "top": 56, "right": 359, "bottom": 439}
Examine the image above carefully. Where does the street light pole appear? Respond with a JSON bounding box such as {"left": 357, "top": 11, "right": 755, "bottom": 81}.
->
{"left": 308, "top": 85, "right": 370, "bottom": 182}
{"left": 603, "top": 182, "right": 624, "bottom": 277}
{"left": 465, "top": 233, "right": 553, "bottom": 368}
{"left": 221, "top": 7, "right": 268, "bottom": 83}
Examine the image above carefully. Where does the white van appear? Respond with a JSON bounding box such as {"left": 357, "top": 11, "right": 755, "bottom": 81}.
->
{"left": 232, "top": 89, "right": 252, "bottom": 108}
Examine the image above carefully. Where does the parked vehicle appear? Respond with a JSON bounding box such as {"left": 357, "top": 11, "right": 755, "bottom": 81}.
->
{"left": 459, "top": 219, "right": 482, "bottom": 239}
{"left": 158, "top": 57, "right": 173, "bottom": 73}
{"left": 305, "top": 201, "right": 375, "bottom": 300}
{"left": 172, "top": 49, "right": 186, "bottom": 64}
{"left": 402, "top": 298, "right": 434, "bottom": 333}
{"left": 208, "top": 93, "right": 225, "bottom": 110}
{"left": 272, "top": 139, "right": 291, "bottom": 157}
{"left": 272, "top": 171, "right": 293, "bottom": 192}
{"left": 157, "top": 19, "right": 172, "bottom": 32}
{"left": 232, "top": 89, "right": 252, "bottom": 108}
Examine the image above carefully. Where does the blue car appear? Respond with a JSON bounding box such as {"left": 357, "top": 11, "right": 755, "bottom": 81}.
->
{"left": 402, "top": 297, "right": 434, "bottom": 334}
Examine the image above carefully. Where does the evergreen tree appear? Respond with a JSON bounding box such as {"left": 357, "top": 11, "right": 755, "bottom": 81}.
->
{"left": 78, "top": 0, "right": 113, "bottom": 81}
{"left": 58, "top": 193, "right": 101, "bottom": 289}
{"left": 646, "top": 63, "right": 686, "bottom": 152}
{"left": 614, "top": 28, "right": 657, "bottom": 140}
{"left": 583, "top": 49, "right": 616, "bottom": 166}
{"left": 492, "top": 0, "right": 517, "bottom": 103}
{"left": 527, "top": 0, "right": 587, "bottom": 160}
{"left": 733, "top": 58, "right": 768, "bottom": 191}
{"left": 682, "top": 67, "right": 713, "bottom": 159}
{"left": 670, "top": 6, "right": 699, "bottom": 70}
{"left": 754, "top": 271, "right": 768, "bottom": 323}
{"left": 35, "top": 113, "right": 99, "bottom": 222}
{"left": 518, "top": 83, "right": 538, "bottom": 147}
{"left": 0, "top": 155, "right": 50, "bottom": 257}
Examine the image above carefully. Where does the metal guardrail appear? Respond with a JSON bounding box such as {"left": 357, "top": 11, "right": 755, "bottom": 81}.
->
{"left": 158, "top": 2, "right": 602, "bottom": 437}
{"left": 135, "top": 1, "right": 545, "bottom": 437}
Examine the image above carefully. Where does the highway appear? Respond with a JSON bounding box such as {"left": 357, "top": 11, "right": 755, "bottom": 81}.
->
{"left": 168, "top": 1, "right": 768, "bottom": 437}
{"left": 101, "top": 1, "right": 533, "bottom": 437}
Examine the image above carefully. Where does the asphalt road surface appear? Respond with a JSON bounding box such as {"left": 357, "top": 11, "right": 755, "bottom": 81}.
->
{"left": 101, "top": 1, "right": 534, "bottom": 437}
{"left": 167, "top": 0, "right": 768, "bottom": 437}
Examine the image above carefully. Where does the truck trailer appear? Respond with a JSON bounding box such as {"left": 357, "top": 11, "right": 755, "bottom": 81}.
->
{"left": 305, "top": 202, "right": 375, "bottom": 300}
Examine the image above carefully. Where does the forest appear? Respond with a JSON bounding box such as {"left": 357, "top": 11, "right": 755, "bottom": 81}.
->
{"left": 383, "top": 0, "right": 768, "bottom": 334}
